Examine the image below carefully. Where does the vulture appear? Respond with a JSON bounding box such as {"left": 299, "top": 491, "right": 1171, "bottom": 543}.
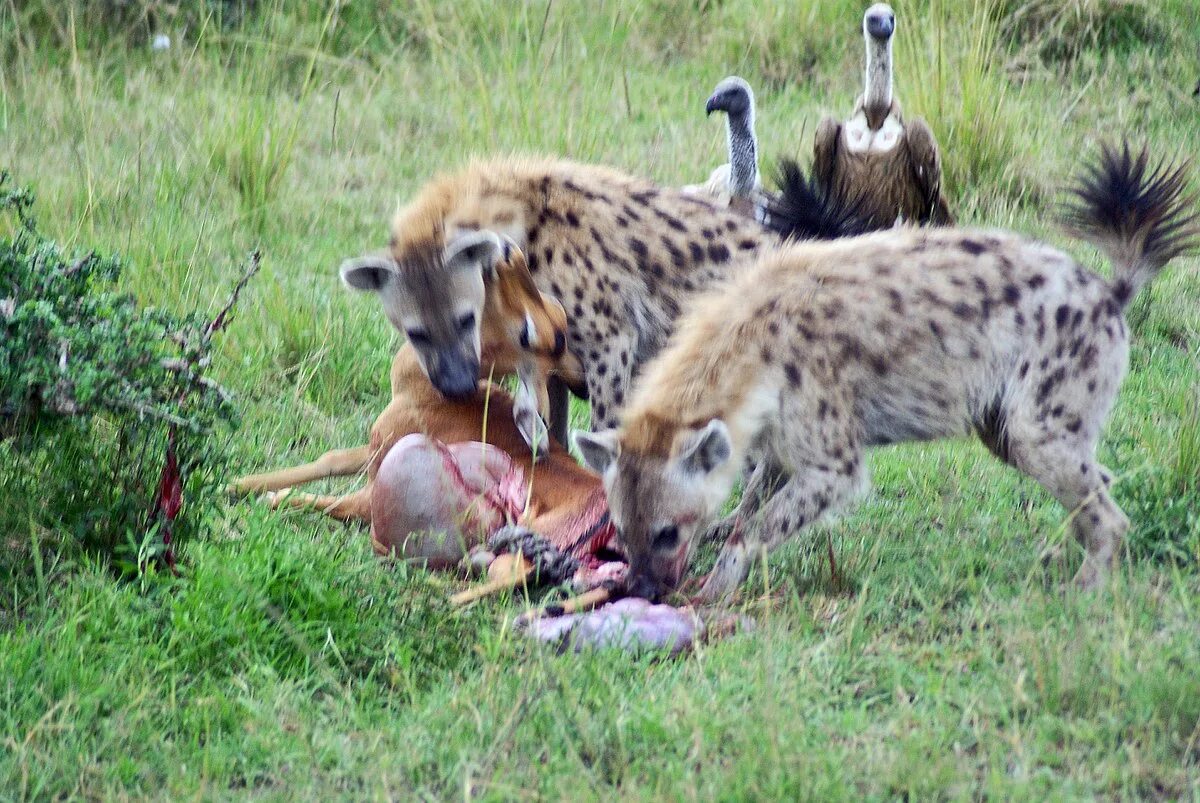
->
{"left": 683, "top": 76, "right": 771, "bottom": 219}
{"left": 813, "top": 3, "right": 953, "bottom": 230}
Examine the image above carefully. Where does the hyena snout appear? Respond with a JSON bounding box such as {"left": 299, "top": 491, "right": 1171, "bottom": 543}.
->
{"left": 428, "top": 348, "right": 480, "bottom": 400}
{"left": 623, "top": 547, "right": 689, "bottom": 601}
{"left": 624, "top": 569, "right": 667, "bottom": 602}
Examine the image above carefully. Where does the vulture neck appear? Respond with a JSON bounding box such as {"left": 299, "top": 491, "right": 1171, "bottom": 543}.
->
{"left": 863, "top": 34, "right": 894, "bottom": 130}
{"left": 724, "top": 104, "right": 758, "bottom": 197}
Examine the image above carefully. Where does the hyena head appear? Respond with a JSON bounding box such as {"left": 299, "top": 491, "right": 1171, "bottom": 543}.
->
{"left": 575, "top": 419, "right": 735, "bottom": 600}
{"left": 340, "top": 230, "right": 503, "bottom": 399}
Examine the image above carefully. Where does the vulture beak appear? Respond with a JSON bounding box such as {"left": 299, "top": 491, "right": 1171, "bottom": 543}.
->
{"left": 705, "top": 93, "right": 722, "bottom": 116}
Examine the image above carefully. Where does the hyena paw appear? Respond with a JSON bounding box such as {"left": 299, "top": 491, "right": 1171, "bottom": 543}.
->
{"left": 1071, "top": 559, "right": 1108, "bottom": 592}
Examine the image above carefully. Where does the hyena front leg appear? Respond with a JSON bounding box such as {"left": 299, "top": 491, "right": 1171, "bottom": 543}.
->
{"left": 698, "top": 458, "right": 865, "bottom": 602}
{"left": 701, "top": 455, "right": 786, "bottom": 545}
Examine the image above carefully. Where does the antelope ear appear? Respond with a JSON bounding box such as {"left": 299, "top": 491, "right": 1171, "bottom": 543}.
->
{"left": 339, "top": 254, "right": 396, "bottom": 292}
{"left": 573, "top": 429, "right": 620, "bottom": 474}
{"left": 444, "top": 230, "right": 504, "bottom": 279}
{"left": 676, "top": 419, "right": 732, "bottom": 477}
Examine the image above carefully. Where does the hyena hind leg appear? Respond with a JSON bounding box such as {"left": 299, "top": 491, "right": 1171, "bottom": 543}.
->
{"left": 698, "top": 461, "right": 864, "bottom": 601}
{"left": 1009, "top": 433, "right": 1129, "bottom": 590}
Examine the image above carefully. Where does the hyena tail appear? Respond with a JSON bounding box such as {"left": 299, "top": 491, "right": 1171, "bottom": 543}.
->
{"left": 765, "top": 158, "right": 872, "bottom": 242}
{"left": 1063, "top": 141, "right": 1199, "bottom": 309}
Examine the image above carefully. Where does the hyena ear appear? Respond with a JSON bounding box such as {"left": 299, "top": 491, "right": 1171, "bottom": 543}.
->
{"left": 444, "top": 230, "right": 504, "bottom": 279}
{"left": 339, "top": 254, "right": 396, "bottom": 292}
{"left": 573, "top": 429, "right": 620, "bottom": 474}
{"left": 677, "top": 419, "right": 732, "bottom": 477}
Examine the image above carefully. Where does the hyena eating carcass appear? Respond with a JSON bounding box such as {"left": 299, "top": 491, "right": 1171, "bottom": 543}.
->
{"left": 575, "top": 143, "right": 1198, "bottom": 601}
{"left": 338, "top": 157, "right": 860, "bottom": 441}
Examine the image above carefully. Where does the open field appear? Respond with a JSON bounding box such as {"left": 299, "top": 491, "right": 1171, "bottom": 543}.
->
{"left": 2, "top": 0, "right": 1199, "bottom": 798}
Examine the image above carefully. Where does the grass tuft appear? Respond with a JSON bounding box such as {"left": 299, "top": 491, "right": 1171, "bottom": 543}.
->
{"left": 898, "top": 0, "right": 1033, "bottom": 215}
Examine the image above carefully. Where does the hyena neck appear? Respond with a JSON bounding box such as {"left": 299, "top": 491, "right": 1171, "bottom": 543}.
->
{"left": 621, "top": 332, "right": 773, "bottom": 462}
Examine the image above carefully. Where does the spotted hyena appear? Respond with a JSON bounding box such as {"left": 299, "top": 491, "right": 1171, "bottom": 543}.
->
{"left": 575, "top": 143, "right": 1198, "bottom": 601}
{"left": 337, "top": 156, "right": 858, "bottom": 439}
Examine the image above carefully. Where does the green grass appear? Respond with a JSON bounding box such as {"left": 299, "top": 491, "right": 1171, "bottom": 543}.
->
{"left": 2, "top": 0, "right": 1200, "bottom": 798}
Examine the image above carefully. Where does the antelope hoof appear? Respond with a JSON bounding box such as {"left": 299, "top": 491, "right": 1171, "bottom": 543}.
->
{"left": 514, "top": 399, "right": 551, "bottom": 458}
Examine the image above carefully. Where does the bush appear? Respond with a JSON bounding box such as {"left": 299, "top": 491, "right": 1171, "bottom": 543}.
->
{"left": 0, "top": 173, "right": 251, "bottom": 571}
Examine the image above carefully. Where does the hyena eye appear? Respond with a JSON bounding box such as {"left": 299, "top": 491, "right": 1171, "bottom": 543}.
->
{"left": 405, "top": 327, "right": 431, "bottom": 346}
{"left": 652, "top": 525, "right": 680, "bottom": 552}
{"left": 456, "top": 312, "right": 476, "bottom": 333}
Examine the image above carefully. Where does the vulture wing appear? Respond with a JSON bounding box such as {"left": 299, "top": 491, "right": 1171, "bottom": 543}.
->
{"left": 904, "top": 116, "right": 954, "bottom": 225}
{"left": 812, "top": 116, "right": 842, "bottom": 198}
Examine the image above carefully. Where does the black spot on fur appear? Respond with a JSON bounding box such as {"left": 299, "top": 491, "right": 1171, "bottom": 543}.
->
{"left": 707, "top": 243, "right": 731, "bottom": 263}
{"left": 622, "top": 204, "right": 642, "bottom": 222}
{"left": 688, "top": 242, "right": 705, "bottom": 262}
{"left": 817, "top": 399, "right": 828, "bottom": 418}
{"left": 543, "top": 246, "right": 555, "bottom": 265}
{"left": 738, "top": 239, "right": 757, "bottom": 250}
{"left": 652, "top": 207, "right": 688, "bottom": 232}
{"left": 1055, "top": 305, "right": 1071, "bottom": 329}
{"left": 929, "top": 320, "right": 946, "bottom": 348}
{"left": 615, "top": 215, "right": 629, "bottom": 228}
{"left": 1027, "top": 274, "right": 1046, "bottom": 289}
{"left": 1018, "top": 360, "right": 1030, "bottom": 379}
{"left": 960, "top": 239, "right": 987, "bottom": 255}
{"left": 1003, "top": 284, "right": 1021, "bottom": 304}
{"left": 1066, "top": 417, "right": 1082, "bottom": 433}
{"left": 565, "top": 210, "right": 580, "bottom": 228}
{"left": 629, "top": 237, "right": 648, "bottom": 259}
{"left": 1112, "top": 280, "right": 1132, "bottom": 306}
{"left": 1036, "top": 367, "right": 1067, "bottom": 406}
{"left": 662, "top": 237, "right": 686, "bottom": 268}
{"left": 952, "top": 302, "right": 975, "bottom": 320}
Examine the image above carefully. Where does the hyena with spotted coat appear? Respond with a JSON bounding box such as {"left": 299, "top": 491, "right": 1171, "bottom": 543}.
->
{"left": 576, "top": 144, "right": 1198, "bottom": 601}
{"left": 339, "top": 156, "right": 853, "bottom": 435}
